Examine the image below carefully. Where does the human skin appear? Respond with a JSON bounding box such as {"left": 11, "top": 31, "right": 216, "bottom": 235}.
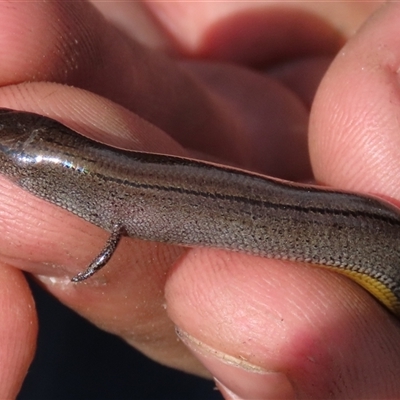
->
{"left": 1, "top": 1, "right": 400, "bottom": 398}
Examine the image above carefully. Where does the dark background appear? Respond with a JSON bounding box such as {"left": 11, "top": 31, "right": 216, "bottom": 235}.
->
{"left": 18, "top": 278, "right": 222, "bottom": 399}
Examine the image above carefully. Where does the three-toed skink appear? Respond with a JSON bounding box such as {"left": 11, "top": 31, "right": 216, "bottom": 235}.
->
{"left": 0, "top": 108, "right": 399, "bottom": 316}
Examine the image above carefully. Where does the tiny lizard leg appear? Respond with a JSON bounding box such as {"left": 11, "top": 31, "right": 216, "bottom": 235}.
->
{"left": 71, "top": 224, "right": 126, "bottom": 282}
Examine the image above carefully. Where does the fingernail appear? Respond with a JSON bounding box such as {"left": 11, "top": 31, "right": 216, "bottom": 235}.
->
{"left": 176, "top": 328, "right": 295, "bottom": 400}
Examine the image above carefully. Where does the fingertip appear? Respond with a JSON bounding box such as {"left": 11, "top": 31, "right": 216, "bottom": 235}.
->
{"left": 166, "top": 249, "right": 400, "bottom": 398}
{"left": 310, "top": 3, "right": 400, "bottom": 197}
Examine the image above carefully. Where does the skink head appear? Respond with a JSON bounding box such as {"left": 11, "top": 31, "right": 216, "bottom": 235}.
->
{"left": 0, "top": 108, "right": 89, "bottom": 184}
{"left": 0, "top": 109, "right": 43, "bottom": 179}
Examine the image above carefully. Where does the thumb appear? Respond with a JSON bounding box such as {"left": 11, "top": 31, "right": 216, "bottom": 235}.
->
{"left": 165, "top": 248, "right": 400, "bottom": 399}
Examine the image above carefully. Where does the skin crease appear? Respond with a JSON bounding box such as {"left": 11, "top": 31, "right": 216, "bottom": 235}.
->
{"left": 1, "top": 1, "right": 400, "bottom": 398}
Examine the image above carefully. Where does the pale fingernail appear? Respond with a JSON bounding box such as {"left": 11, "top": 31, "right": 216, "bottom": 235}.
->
{"left": 176, "top": 328, "right": 295, "bottom": 400}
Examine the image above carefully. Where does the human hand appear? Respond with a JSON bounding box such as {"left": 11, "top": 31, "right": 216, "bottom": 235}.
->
{"left": 0, "top": 2, "right": 399, "bottom": 398}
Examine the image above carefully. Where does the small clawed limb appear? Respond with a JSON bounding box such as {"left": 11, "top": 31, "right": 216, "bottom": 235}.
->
{"left": 71, "top": 223, "right": 127, "bottom": 282}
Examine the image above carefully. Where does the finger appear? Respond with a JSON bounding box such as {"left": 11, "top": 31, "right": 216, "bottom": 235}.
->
{"left": 0, "top": 265, "right": 37, "bottom": 398}
{"left": 180, "top": 61, "right": 311, "bottom": 179}
{"left": 145, "top": 2, "right": 380, "bottom": 62}
{"left": 166, "top": 250, "right": 400, "bottom": 398}
{"left": 310, "top": 2, "right": 400, "bottom": 198}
